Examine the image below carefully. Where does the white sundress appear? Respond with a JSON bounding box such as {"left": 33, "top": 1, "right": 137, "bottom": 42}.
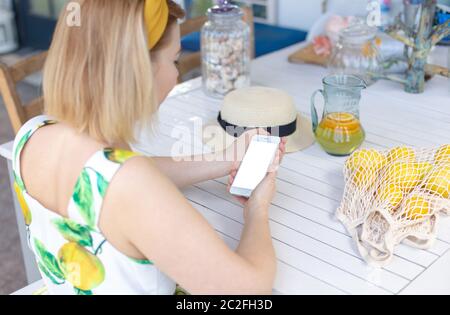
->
{"left": 12, "top": 115, "right": 186, "bottom": 295}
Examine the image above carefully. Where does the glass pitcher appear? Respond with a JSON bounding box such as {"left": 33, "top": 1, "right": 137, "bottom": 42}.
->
{"left": 311, "top": 74, "right": 367, "bottom": 156}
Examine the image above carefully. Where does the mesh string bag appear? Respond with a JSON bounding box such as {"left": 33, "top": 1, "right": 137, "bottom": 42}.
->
{"left": 336, "top": 145, "right": 450, "bottom": 266}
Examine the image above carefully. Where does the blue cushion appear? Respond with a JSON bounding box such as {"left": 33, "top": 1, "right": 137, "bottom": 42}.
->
{"left": 437, "top": 12, "right": 450, "bottom": 44}
{"left": 253, "top": 23, "right": 307, "bottom": 57}
{"left": 181, "top": 32, "right": 201, "bottom": 52}
{"left": 181, "top": 23, "right": 307, "bottom": 58}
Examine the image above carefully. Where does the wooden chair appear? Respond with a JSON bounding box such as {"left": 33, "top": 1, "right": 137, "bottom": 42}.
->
{"left": 0, "top": 51, "right": 47, "bottom": 134}
{"left": 178, "top": 6, "right": 255, "bottom": 82}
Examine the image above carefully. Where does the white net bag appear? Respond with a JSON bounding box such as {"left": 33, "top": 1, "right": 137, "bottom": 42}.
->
{"left": 336, "top": 145, "right": 450, "bottom": 266}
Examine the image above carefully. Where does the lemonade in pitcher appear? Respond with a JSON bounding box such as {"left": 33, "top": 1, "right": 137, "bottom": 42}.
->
{"left": 314, "top": 112, "right": 365, "bottom": 156}
{"left": 311, "top": 75, "right": 366, "bottom": 156}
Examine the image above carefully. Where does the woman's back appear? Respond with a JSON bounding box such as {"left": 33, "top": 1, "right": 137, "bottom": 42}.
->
{"left": 13, "top": 115, "right": 177, "bottom": 295}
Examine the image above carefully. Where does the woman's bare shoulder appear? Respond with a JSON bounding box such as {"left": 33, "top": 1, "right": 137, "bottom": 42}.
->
{"left": 97, "top": 155, "right": 184, "bottom": 260}
{"left": 103, "top": 155, "right": 187, "bottom": 220}
{"left": 109, "top": 155, "right": 171, "bottom": 198}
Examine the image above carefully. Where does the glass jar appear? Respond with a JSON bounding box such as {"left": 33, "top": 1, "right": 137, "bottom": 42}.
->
{"left": 201, "top": 2, "right": 251, "bottom": 98}
{"left": 328, "top": 20, "right": 382, "bottom": 85}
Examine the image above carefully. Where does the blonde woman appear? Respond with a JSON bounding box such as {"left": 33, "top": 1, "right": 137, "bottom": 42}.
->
{"left": 12, "top": 0, "right": 286, "bottom": 295}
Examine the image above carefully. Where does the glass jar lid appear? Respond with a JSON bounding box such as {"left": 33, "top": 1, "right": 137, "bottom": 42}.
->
{"left": 207, "top": 0, "right": 243, "bottom": 19}
{"left": 339, "top": 19, "right": 377, "bottom": 44}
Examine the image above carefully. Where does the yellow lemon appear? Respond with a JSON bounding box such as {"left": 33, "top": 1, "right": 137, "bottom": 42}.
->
{"left": 13, "top": 182, "right": 32, "bottom": 226}
{"left": 377, "top": 184, "right": 404, "bottom": 212}
{"left": 423, "top": 164, "right": 450, "bottom": 198}
{"left": 351, "top": 165, "right": 379, "bottom": 189}
{"left": 403, "top": 195, "right": 431, "bottom": 220}
{"left": 346, "top": 149, "right": 387, "bottom": 173}
{"left": 416, "top": 162, "right": 434, "bottom": 180}
{"left": 435, "top": 144, "right": 450, "bottom": 165}
{"left": 387, "top": 146, "right": 416, "bottom": 163}
{"left": 58, "top": 242, "right": 105, "bottom": 291}
{"left": 383, "top": 161, "right": 431, "bottom": 193}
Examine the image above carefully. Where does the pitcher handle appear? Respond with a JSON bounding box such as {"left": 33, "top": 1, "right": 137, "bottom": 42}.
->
{"left": 311, "top": 89, "right": 324, "bottom": 133}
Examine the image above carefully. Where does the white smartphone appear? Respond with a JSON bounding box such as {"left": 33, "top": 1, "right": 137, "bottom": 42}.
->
{"left": 230, "top": 135, "right": 281, "bottom": 198}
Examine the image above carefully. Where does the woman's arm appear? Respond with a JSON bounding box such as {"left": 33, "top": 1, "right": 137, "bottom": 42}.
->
{"left": 111, "top": 156, "right": 278, "bottom": 295}
{"left": 151, "top": 130, "right": 262, "bottom": 188}
{"left": 151, "top": 152, "right": 232, "bottom": 188}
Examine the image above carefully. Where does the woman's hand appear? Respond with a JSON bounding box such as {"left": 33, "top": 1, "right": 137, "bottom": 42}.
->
{"left": 227, "top": 135, "right": 287, "bottom": 206}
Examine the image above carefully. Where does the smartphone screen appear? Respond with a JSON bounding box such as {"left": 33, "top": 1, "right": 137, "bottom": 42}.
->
{"left": 230, "top": 135, "right": 280, "bottom": 198}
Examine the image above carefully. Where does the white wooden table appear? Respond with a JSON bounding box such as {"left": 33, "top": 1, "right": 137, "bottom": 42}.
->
{"left": 1, "top": 43, "right": 450, "bottom": 295}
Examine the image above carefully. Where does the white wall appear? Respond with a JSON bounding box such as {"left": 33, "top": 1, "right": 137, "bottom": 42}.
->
{"left": 277, "top": 0, "right": 372, "bottom": 31}
{"left": 178, "top": 0, "right": 405, "bottom": 31}
{"left": 0, "top": 0, "right": 13, "bottom": 10}
{"left": 277, "top": 0, "right": 323, "bottom": 31}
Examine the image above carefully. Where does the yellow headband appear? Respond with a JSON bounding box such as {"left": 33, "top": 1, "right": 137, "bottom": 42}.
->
{"left": 144, "top": 0, "right": 169, "bottom": 49}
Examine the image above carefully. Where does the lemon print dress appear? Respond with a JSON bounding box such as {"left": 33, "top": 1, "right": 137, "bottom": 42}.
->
{"left": 12, "top": 115, "right": 184, "bottom": 295}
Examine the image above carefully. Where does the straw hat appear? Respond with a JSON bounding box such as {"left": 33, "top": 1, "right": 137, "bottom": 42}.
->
{"left": 202, "top": 86, "right": 315, "bottom": 153}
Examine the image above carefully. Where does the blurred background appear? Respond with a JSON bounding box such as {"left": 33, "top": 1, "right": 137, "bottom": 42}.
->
{"left": 8, "top": 0, "right": 400, "bottom": 50}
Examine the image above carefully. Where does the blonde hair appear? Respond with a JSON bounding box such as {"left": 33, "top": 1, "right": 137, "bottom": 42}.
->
{"left": 44, "top": 0, "right": 180, "bottom": 144}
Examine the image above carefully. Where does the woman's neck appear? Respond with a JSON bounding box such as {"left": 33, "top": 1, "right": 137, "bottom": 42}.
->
{"left": 110, "top": 140, "right": 132, "bottom": 151}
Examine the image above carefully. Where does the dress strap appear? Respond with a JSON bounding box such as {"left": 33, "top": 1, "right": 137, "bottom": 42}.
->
{"left": 67, "top": 148, "right": 142, "bottom": 230}
{"left": 12, "top": 115, "right": 57, "bottom": 192}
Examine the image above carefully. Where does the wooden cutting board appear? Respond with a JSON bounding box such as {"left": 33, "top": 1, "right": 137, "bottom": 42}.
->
{"left": 288, "top": 43, "right": 330, "bottom": 67}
